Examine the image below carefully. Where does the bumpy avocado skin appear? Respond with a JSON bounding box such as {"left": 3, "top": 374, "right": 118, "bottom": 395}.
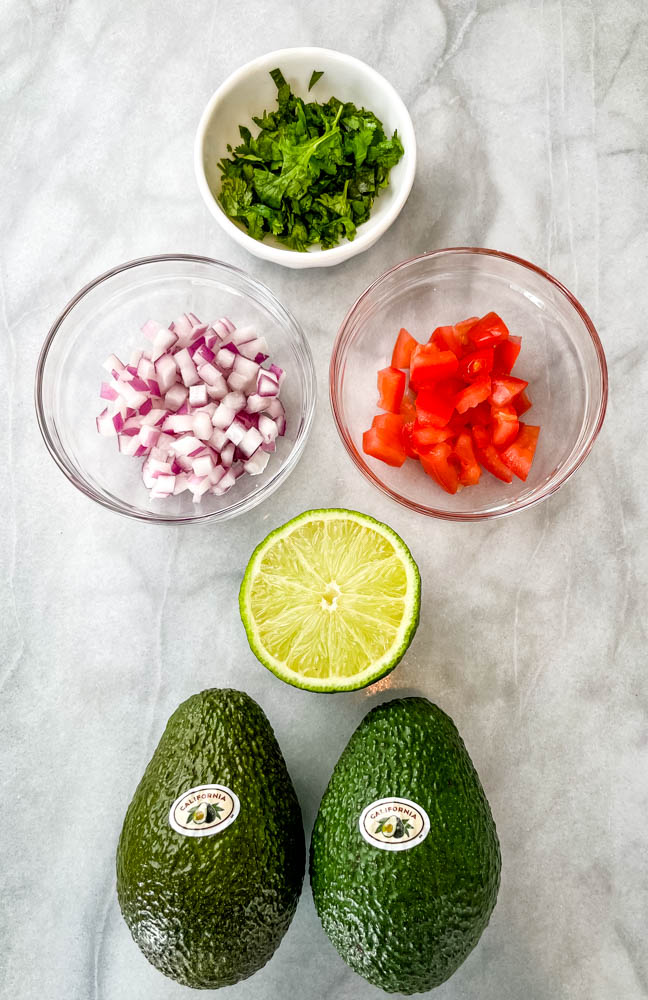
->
{"left": 310, "top": 697, "right": 501, "bottom": 994}
{"left": 116, "top": 689, "right": 305, "bottom": 989}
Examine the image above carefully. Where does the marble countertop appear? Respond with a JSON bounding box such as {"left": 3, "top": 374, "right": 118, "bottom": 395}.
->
{"left": 1, "top": 1, "right": 646, "bottom": 998}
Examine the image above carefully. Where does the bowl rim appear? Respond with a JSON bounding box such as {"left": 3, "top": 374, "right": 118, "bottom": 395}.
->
{"left": 329, "top": 246, "right": 609, "bottom": 521}
{"left": 34, "top": 252, "right": 317, "bottom": 525}
{"left": 193, "top": 46, "right": 417, "bottom": 269}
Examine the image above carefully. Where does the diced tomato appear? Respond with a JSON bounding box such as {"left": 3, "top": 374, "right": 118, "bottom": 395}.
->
{"left": 467, "top": 312, "right": 510, "bottom": 349}
{"left": 453, "top": 431, "right": 481, "bottom": 486}
{"left": 489, "top": 375, "right": 528, "bottom": 407}
{"left": 455, "top": 375, "right": 491, "bottom": 414}
{"left": 410, "top": 344, "right": 459, "bottom": 390}
{"left": 411, "top": 424, "right": 455, "bottom": 452}
{"left": 401, "top": 421, "right": 419, "bottom": 459}
{"left": 472, "top": 425, "right": 513, "bottom": 483}
{"left": 500, "top": 424, "right": 540, "bottom": 481}
{"left": 377, "top": 366, "right": 406, "bottom": 413}
{"left": 493, "top": 335, "right": 521, "bottom": 374}
{"left": 490, "top": 404, "right": 519, "bottom": 448}
{"left": 400, "top": 391, "right": 417, "bottom": 423}
{"left": 371, "top": 413, "right": 405, "bottom": 436}
{"left": 420, "top": 443, "right": 460, "bottom": 495}
{"left": 391, "top": 328, "right": 419, "bottom": 369}
{"left": 513, "top": 390, "right": 532, "bottom": 416}
{"left": 457, "top": 348, "right": 494, "bottom": 382}
{"left": 454, "top": 317, "right": 480, "bottom": 349}
{"left": 430, "top": 325, "right": 464, "bottom": 358}
{"left": 415, "top": 379, "right": 462, "bottom": 428}
{"left": 362, "top": 426, "right": 407, "bottom": 467}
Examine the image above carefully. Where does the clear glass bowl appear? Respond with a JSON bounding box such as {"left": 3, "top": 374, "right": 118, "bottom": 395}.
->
{"left": 35, "top": 255, "right": 316, "bottom": 523}
{"left": 330, "top": 248, "right": 607, "bottom": 521}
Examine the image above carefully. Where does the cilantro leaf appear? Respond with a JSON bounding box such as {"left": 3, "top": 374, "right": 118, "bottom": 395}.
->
{"left": 308, "top": 70, "right": 324, "bottom": 91}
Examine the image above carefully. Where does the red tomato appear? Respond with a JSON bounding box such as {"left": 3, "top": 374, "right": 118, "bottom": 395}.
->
{"left": 411, "top": 424, "right": 455, "bottom": 451}
{"left": 472, "top": 425, "right": 513, "bottom": 483}
{"left": 490, "top": 405, "right": 519, "bottom": 448}
{"left": 430, "top": 325, "right": 464, "bottom": 358}
{"left": 362, "top": 426, "right": 407, "bottom": 467}
{"left": 372, "top": 413, "right": 405, "bottom": 436}
{"left": 401, "top": 422, "right": 419, "bottom": 459}
{"left": 467, "top": 312, "right": 510, "bottom": 349}
{"left": 513, "top": 390, "right": 532, "bottom": 416}
{"left": 455, "top": 375, "right": 491, "bottom": 414}
{"left": 400, "top": 391, "right": 417, "bottom": 423}
{"left": 410, "top": 344, "right": 459, "bottom": 390}
{"left": 457, "top": 348, "right": 494, "bottom": 382}
{"left": 454, "top": 317, "right": 480, "bottom": 349}
{"left": 415, "top": 379, "right": 462, "bottom": 428}
{"left": 489, "top": 375, "right": 528, "bottom": 407}
{"left": 420, "top": 444, "right": 460, "bottom": 495}
{"left": 453, "top": 432, "right": 481, "bottom": 486}
{"left": 493, "top": 335, "right": 521, "bottom": 374}
{"left": 391, "top": 328, "right": 419, "bottom": 369}
{"left": 377, "top": 366, "right": 406, "bottom": 413}
{"left": 500, "top": 424, "right": 540, "bottom": 480}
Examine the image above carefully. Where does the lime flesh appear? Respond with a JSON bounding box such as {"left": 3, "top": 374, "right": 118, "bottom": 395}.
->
{"left": 239, "top": 509, "right": 420, "bottom": 692}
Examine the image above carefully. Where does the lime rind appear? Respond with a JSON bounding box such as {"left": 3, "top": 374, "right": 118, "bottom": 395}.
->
{"left": 239, "top": 509, "right": 421, "bottom": 692}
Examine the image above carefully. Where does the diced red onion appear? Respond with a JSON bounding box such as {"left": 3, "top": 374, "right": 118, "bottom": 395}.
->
{"left": 257, "top": 372, "right": 280, "bottom": 397}
{"left": 239, "top": 427, "right": 263, "bottom": 458}
{"left": 238, "top": 337, "right": 268, "bottom": 361}
{"left": 211, "top": 404, "right": 236, "bottom": 430}
{"left": 244, "top": 449, "right": 270, "bottom": 476}
{"left": 193, "top": 412, "right": 213, "bottom": 441}
{"left": 100, "top": 382, "right": 119, "bottom": 401}
{"left": 216, "top": 347, "right": 236, "bottom": 371}
{"left": 258, "top": 413, "right": 279, "bottom": 444}
{"left": 189, "top": 384, "right": 208, "bottom": 407}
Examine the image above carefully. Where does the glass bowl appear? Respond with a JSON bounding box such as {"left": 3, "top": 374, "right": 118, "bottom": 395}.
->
{"left": 35, "top": 255, "right": 316, "bottom": 523}
{"left": 330, "top": 248, "right": 607, "bottom": 521}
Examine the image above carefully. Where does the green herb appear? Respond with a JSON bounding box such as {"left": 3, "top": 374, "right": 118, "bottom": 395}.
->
{"left": 217, "top": 68, "right": 404, "bottom": 252}
{"left": 308, "top": 70, "right": 324, "bottom": 91}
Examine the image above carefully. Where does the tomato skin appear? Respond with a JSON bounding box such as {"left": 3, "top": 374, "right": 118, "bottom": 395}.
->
{"left": 453, "top": 431, "right": 481, "bottom": 485}
{"left": 391, "top": 328, "right": 419, "bottom": 369}
{"left": 455, "top": 375, "right": 492, "bottom": 414}
{"left": 410, "top": 344, "right": 459, "bottom": 390}
{"left": 493, "top": 335, "right": 521, "bottom": 374}
{"left": 457, "top": 348, "right": 494, "bottom": 382}
{"left": 489, "top": 375, "right": 528, "bottom": 406}
{"left": 467, "top": 312, "right": 510, "bottom": 349}
{"left": 415, "top": 379, "right": 462, "bottom": 428}
{"left": 513, "top": 389, "right": 532, "bottom": 416}
{"left": 430, "top": 325, "right": 464, "bottom": 358}
{"left": 472, "top": 425, "right": 514, "bottom": 483}
{"left": 377, "top": 366, "right": 406, "bottom": 413}
{"left": 420, "top": 443, "right": 460, "bottom": 495}
{"left": 500, "top": 424, "right": 540, "bottom": 481}
{"left": 490, "top": 404, "right": 519, "bottom": 448}
{"left": 362, "top": 426, "right": 407, "bottom": 467}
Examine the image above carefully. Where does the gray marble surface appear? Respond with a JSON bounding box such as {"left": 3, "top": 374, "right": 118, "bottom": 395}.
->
{"left": 1, "top": 1, "right": 646, "bottom": 998}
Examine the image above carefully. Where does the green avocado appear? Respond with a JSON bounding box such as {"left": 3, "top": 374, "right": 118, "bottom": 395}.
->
{"left": 116, "top": 688, "right": 305, "bottom": 989}
{"left": 310, "top": 697, "right": 501, "bottom": 994}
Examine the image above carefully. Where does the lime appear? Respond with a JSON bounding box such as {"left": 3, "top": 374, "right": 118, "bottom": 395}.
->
{"left": 239, "top": 509, "right": 420, "bottom": 692}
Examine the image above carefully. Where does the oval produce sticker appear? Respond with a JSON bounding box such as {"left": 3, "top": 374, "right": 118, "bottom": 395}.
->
{"left": 169, "top": 784, "right": 240, "bottom": 838}
{"left": 359, "top": 796, "right": 430, "bottom": 852}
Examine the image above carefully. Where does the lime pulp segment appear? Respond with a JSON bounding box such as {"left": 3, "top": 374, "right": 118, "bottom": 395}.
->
{"left": 239, "top": 510, "right": 420, "bottom": 691}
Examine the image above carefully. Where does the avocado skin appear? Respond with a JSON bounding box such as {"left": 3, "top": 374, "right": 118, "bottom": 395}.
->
{"left": 310, "top": 697, "right": 501, "bottom": 994}
{"left": 116, "top": 689, "right": 305, "bottom": 989}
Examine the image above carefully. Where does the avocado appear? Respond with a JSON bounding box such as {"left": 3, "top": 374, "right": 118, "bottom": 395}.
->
{"left": 310, "top": 697, "right": 500, "bottom": 994}
{"left": 116, "top": 688, "right": 305, "bottom": 989}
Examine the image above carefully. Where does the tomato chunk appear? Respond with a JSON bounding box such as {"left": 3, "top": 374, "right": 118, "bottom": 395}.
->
{"left": 391, "top": 328, "right": 419, "bottom": 369}
{"left": 489, "top": 375, "right": 528, "bottom": 407}
{"left": 493, "top": 335, "right": 521, "bottom": 374}
{"left": 455, "top": 375, "right": 491, "bottom": 414}
{"left": 400, "top": 391, "right": 417, "bottom": 423}
{"left": 410, "top": 344, "right": 459, "bottom": 390}
{"left": 420, "top": 444, "right": 460, "bottom": 495}
{"left": 490, "top": 404, "right": 519, "bottom": 448}
{"left": 362, "top": 426, "right": 407, "bottom": 467}
{"left": 453, "top": 431, "right": 481, "bottom": 486}
{"left": 377, "top": 366, "right": 406, "bottom": 413}
{"left": 430, "top": 325, "right": 464, "bottom": 358}
{"left": 513, "top": 390, "right": 532, "bottom": 416}
{"left": 500, "top": 424, "right": 540, "bottom": 481}
{"left": 457, "top": 348, "right": 494, "bottom": 382}
{"left": 371, "top": 413, "right": 405, "bottom": 436}
{"left": 472, "top": 425, "right": 513, "bottom": 483}
{"left": 454, "top": 316, "right": 480, "bottom": 349}
{"left": 411, "top": 424, "right": 455, "bottom": 451}
{"left": 467, "top": 312, "right": 510, "bottom": 349}
{"left": 415, "top": 379, "right": 462, "bottom": 428}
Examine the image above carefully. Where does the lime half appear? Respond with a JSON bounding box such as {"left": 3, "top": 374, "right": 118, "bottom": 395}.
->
{"left": 239, "top": 509, "right": 420, "bottom": 692}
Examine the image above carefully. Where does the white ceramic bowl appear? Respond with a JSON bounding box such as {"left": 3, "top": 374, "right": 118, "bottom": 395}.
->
{"left": 194, "top": 47, "right": 416, "bottom": 269}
